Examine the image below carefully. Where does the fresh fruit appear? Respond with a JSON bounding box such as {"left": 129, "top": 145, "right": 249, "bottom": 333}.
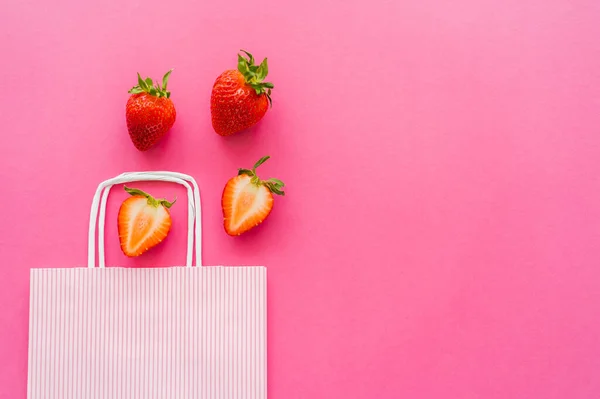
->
{"left": 118, "top": 186, "right": 176, "bottom": 257}
{"left": 211, "top": 50, "right": 274, "bottom": 136}
{"left": 126, "top": 70, "right": 176, "bottom": 151}
{"left": 222, "top": 156, "right": 285, "bottom": 236}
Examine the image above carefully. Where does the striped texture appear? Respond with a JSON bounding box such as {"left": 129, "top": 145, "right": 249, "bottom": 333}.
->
{"left": 27, "top": 266, "right": 266, "bottom": 399}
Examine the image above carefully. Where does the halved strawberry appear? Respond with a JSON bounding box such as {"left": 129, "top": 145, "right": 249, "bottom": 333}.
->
{"left": 222, "top": 156, "right": 285, "bottom": 236}
{"left": 118, "top": 186, "right": 176, "bottom": 257}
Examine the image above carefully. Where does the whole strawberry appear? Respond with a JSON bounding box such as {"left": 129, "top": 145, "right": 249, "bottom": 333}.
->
{"left": 126, "top": 70, "right": 176, "bottom": 151}
{"left": 211, "top": 50, "right": 274, "bottom": 136}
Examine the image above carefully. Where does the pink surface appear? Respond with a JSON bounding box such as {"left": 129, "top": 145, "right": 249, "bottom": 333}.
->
{"left": 1, "top": 0, "right": 600, "bottom": 398}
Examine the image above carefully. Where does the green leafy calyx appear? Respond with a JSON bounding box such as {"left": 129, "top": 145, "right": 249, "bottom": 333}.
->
{"left": 237, "top": 50, "right": 274, "bottom": 106}
{"left": 128, "top": 69, "right": 173, "bottom": 99}
{"left": 238, "top": 156, "right": 285, "bottom": 196}
{"left": 124, "top": 186, "right": 176, "bottom": 208}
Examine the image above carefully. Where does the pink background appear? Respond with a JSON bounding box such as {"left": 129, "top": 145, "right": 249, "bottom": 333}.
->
{"left": 1, "top": 0, "right": 600, "bottom": 397}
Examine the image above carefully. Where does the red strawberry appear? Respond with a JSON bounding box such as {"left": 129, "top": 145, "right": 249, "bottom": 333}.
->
{"left": 118, "top": 186, "right": 176, "bottom": 257}
{"left": 222, "top": 156, "right": 285, "bottom": 236}
{"left": 126, "top": 70, "right": 176, "bottom": 151}
{"left": 211, "top": 50, "right": 274, "bottom": 136}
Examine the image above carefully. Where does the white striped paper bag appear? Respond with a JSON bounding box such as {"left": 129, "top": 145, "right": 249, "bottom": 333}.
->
{"left": 27, "top": 172, "right": 267, "bottom": 399}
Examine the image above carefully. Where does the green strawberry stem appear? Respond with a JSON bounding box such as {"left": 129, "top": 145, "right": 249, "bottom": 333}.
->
{"left": 128, "top": 69, "right": 173, "bottom": 99}
{"left": 237, "top": 50, "right": 274, "bottom": 107}
{"left": 238, "top": 156, "right": 285, "bottom": 196}
{"left": 124, "top": 186, "right": 176, "bottom": 208}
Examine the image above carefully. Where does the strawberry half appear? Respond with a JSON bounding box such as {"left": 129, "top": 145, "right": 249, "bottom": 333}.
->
{"left": 222, "top": 156, "right": 285, "bottom": 236}
{"left": 211, "top": 50, "right": 274, "bottom": 136}
{"left": 126, "top": 70, "right": 176, "bottom": 151}
{"left": 118, "top": 186, "right": 176, "bottom": 257}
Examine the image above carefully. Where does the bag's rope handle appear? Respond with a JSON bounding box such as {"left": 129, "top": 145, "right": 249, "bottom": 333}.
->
{"left": 88, "top": 172, "right": 201, "bottom": 268}
{"left": 88, "top": 171, "right": 202, "bottom": 268}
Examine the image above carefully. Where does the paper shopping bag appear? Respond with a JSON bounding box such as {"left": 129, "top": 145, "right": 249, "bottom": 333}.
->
{"left": 27, "top": 172, "right": 267, "bottom": 399}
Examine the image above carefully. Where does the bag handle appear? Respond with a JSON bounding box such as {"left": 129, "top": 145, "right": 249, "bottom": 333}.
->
{"left": 88, "top": 171, "right": 202, "bottom": 268}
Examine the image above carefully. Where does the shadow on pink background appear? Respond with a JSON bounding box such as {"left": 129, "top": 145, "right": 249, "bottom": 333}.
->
{"left": 1, "top": 0, "right": 600, "bottom": 398}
